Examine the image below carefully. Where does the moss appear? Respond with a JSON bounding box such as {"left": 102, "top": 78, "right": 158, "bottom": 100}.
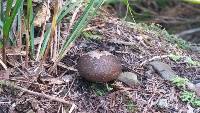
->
{"left": 123, "top": 21, "right": 191, "bottom": 50}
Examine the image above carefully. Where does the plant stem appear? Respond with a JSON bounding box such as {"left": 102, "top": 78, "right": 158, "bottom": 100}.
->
{"left": 0, "top": 0, "right": 3, "bottom": 20}
{"left": 2, "top": 35, "right": 6, "bottom": 64}
{"left": 0, "top": 80, "right": 71, "bottom": 104}
{"left": 25, "top": 30, "right": 29, "bottom": 67}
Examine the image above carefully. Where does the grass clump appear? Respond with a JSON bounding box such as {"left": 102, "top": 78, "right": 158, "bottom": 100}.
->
{"left": 126, "top": 100, "right": 136, "bottom": 113}
{"left": 172, "top": 77, "right": 189, "bottom": 89}
{"left": 0, "top": 0, "right": 105, "bottom": 71}
{"left": 145, "top": 23, "right": 191, "bottom": 50}
{"left": 91, "top": 83, "right": 113, "bottom": 96}
{"left": 168, "top": 54, "right": 200, "bottom": 66}
{"left": 180, "top": 91, "right": 200, "bottom": 107}
{"left": 172, "top": 76, "right": 200, "bottom": 107}
{"left": 122, "top": 21, "right": 191, "bottom": 50}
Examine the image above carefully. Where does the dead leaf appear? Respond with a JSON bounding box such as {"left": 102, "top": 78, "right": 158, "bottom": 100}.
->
{"left": 0, "top": 70, "right": 10, "bottom": 80}
{"left": 34, "top": 3, "right": 51, "bottom": 27}
{"left": 39, "top": 76, "right": 64, "bottom": 85}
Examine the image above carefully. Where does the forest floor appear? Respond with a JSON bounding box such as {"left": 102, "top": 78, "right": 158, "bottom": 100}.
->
{"left": 1, "top": 5, "right": 200, "bottom": 113}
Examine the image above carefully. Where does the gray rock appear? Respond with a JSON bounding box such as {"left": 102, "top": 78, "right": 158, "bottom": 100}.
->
{"left": 187, "top": 82, "right": 196, "bottom": 91}
{"left": 188, "top": 80, "right": 200, "bottom": 97}
{"left": 190, "top": 45, "right": 200, "bottom": 53}
{"left": 195, "top": 83, "right": 200, "bottom": 97}
{"left": 149, "top": 61, "right": 177, "bottom": 81}
{"left": 117, "top": 72, "right": 139, "bottom": 87}
{"left": 26, "top": 110, "right": 35, "bottom": 113}
{"left": 192, "top": 79, "right": 200, "bottom": 84}
{"left": 157, "top": 98, "right": 168, "bottom": 108}
{"left": 61, "top": 74, "right": 73, "bottom": 83}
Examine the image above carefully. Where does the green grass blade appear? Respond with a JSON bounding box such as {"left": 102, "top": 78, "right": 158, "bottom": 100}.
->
{"left": 0, "top": 19, "right": 2, "bottom": 49}
{"left": 2, "top": 0, "right": 23, "bottom": 63}
{"left": 0, "top": 0, "right": 2, "bottom": 49}
{"left": 0, "top": 20, "right": 2, "bottom": 28}
{"left": 57, "top": 1, "right": 71, "bottom": 17}
{"left": 27, "top": 0, "right": 35, "bottom": 58}
{"left": 57, "top": 1, "right": 82, "bottom": 24}
{"left": 5, "top": 0, "right": 13, "bottom": 17}
{"left": 30, "top": 20, "right": 35, "bottom": 58}
{"left": 0, "top": 40, "right": 3, "bottom": 48}
{"left": 16, "top": 4, "right": 23, "bottom": 47}
{"left": 8, "top": 30, "right": 16, "bottom": 46}
{"left": 58, "top": 0, "right": 104, "bottom": 60}
{"left": 38, "top": 0, "right": 82, "bottom": 59}
{"left": 0, "top": 0, "right": 3, "bottom": 20}
{"left": 122, "top": 0, "right": 135, "bottom": 21}
{"left": 39, "top": 28, "right": 51, "bottom": 57}
{"left": 3, "top": 0, "right": 24, "bottom": 39}
{"left": 70, "top": 1, "right": 95, "bottom": 34}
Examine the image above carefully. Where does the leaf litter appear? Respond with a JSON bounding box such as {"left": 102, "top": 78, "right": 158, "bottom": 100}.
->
{"left": 1, "top": 8, "right": 200, "bottom": 113}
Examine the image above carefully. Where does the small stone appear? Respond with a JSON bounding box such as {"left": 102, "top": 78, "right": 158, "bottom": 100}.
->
{"left": 26, "top": 110, "right": 35, "bottom": 113}
{"left": 157, "top": 98, "right": 168, "bottom": 108}
{"left": 186, "top": 82, "right": 196, "bottom": 91}
{"left": 61, "top": 75, "right": 73, "bottom": 83}
{"left": 195, "top": 83, "right": 200, "bottom": 97}
{"left": 149, "top": 61, "right": 177, "bottom": 81}
{"left": 37, "top": 108, "right": 45, "bottom": 113}
{"left": 117, "top": 72, "right": 139, "bottom": 87}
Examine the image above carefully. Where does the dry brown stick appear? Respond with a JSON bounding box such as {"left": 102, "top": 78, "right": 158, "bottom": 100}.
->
{"left": 140, "top": 55, "right": 169, "bottom": 66}
{"left": 0, "top": 80, "right": 72, "bottom": 105}
{"left": 108, "top": 39, "right": 135, "bottom": 46}
{"left": 25, "top": 29, "right": 30, "bottom": 67}
{"left": 0, "top": 59, "right": 7, "bottom": 70}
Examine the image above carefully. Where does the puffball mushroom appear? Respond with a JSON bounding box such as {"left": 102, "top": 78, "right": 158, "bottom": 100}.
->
{"left": 77, "top": 51, "right": 122, "bottom": 83}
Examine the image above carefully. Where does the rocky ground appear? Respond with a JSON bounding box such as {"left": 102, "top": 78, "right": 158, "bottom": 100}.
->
{"left": 1, "top": 7, "right": 200, "bottom": 113}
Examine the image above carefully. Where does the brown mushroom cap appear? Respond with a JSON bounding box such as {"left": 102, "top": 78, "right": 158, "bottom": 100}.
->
{"left": 77, "top": 51, "right": 122, "bottom": 83}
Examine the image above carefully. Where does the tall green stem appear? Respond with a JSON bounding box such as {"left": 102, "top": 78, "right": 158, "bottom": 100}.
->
{"left": 0, "top": 0, "right": 3, "bottom": 20}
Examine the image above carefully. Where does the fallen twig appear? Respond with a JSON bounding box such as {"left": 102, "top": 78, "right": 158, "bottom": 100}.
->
{"left": 0, "top": 101, "right": 11, "bottom": 104}
{"left": 108, "top": 39, "right": 135, "bottom": 46}
{"left": 57, "top": 62, "right": 77, "bottom": 71}
{"left": 0, "top": 59, "right": 7, "bottom": 70}
{"left": 140, "top": 55, "right": 169, "bottom": 66}
{"left": 0, "top": 80, "right": 72, "bottom": 105}
{"left": 69, "top": 103, "right": 76, "bottom": 113}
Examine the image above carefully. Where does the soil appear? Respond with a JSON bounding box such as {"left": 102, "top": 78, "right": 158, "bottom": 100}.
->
{"left": 1, "top": 8, "right": 200, "bottom": 113}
